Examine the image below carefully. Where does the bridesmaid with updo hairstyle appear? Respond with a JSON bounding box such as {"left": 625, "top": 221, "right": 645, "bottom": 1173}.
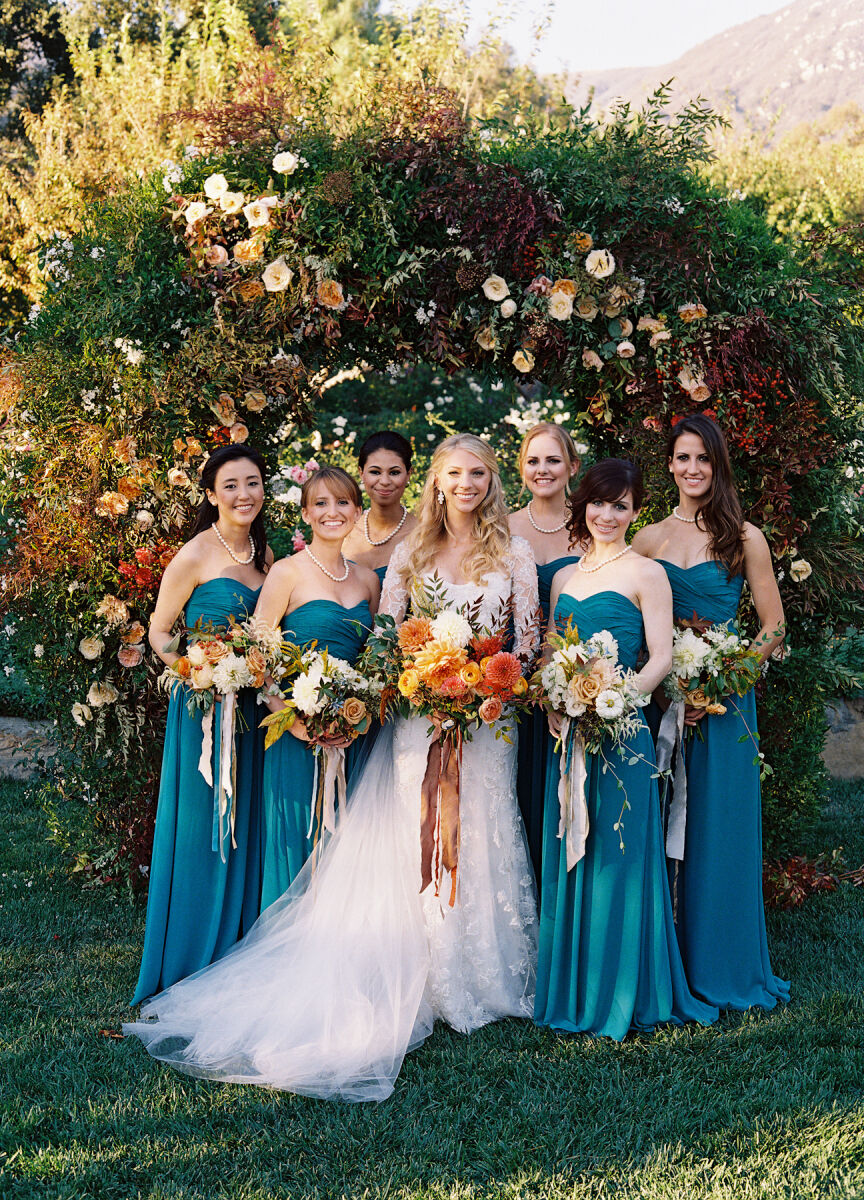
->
{"left": 132, "top": 445, "right": 273, "bottom": 1004}
{"left": 255, "top": 466, "right": 380, "bottom": 909}
{"left": 632, "top": 413, "right": 788, "bottom": 1011}
{"left": 508, "top": 422, "right": 584, "bottom": 884}
{"left": 342, "top": 430, "right": 416, "bottom": 586}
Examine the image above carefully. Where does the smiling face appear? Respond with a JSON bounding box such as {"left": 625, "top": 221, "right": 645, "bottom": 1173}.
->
{"left": 522, "top": 432, "right": 578, "bottom": 500}
{"left": 585, "top": 489, "right": 637, "bottom": 546}
{"left": 669, "top": 431, "right": 713, "bottom": 501}
{"left": 437, "top": 448, "right": 492, "bottom": 516}
{"left": 301, "top": 480, "right": 361, "bottom": 541}
{"left": 207, "top": 458, "right": 264, "bottom": 526}
{"left": 360, "top": 449, "right": 410, "bottom": 508}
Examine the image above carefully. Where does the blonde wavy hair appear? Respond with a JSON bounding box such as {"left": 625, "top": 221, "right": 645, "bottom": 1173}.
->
{"left": 517, "top": 422, "right": 581, "bottom": 495}
{"left": 399, "top": 434, "right": 511, "bottom": 587}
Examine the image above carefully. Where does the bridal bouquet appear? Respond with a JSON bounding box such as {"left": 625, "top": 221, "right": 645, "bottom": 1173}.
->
{"left": 358, "top": 577, "right": 533, "bottom": 907}
{"left": 532, "top": 622, "right": 649, "bottom": 866}
{"left": 260, "top": 645, "right": 382, "bottom": 845}
{"left": 158, "top": 616, "right": 284, "bottom": 861}
{"left": 657, "top": 617, "right": 765, "bottom": 861}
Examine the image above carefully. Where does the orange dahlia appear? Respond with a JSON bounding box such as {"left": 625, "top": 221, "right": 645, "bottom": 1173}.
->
{"left": 414, "top": 643, "right": 468, "bottom": 688}
{"left": 437, "top": 674, "right": 469, "bottom": 698}
{"left": 471, "top": 633, "right": 503, "bottom": 659}
{"left": 481, "top": 651, "right": 522, "bottom": 693}
{"left": 398, "top": 616, "right": 433, "bottom": 653}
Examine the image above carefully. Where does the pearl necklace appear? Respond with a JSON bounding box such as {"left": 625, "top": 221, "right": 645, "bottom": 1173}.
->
{"left": 213, "top": 522, "right": 255, "bottom": 565}
{"left": 577, "top": 545, "right": 631, "bottom": 574}
{"left": 672, "top": 506, "right": 699, "bottom": 524}
{"left": 527, "top": 500, "right": 567, "bottom": 535}
{"left": 363, "top": 503, "right": 407, "bottom": 546}
{"left": 305, "top": 546, "right": 350, "bottom": 582}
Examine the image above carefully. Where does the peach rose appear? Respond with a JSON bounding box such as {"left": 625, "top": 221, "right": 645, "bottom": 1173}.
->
{"left": 205, "top": 244, "right": 229, "bottom": 268}
{"left": 244, "top": 390, "right": 268, "bottom": 412}
{"left": 235, "top": 279, "right": 266, "bottom": 302}
{"left": 135, "top": 509, "right": 154, "bottom": 531}
{"left": 174, "top": 655, "right": 191, "bottom": 678}
{"left": 637, "top": 316, "right": 665, "bottom": 333}
{"left": 568, "top": 672, "right": 603, "bottom": 706}
{"left": 121, "top": 621, "right": 147, "bottom": 644}
{"left": 687, "top": 687, "right": 711, "bottom": 708}
{"left": 650, "top": 330, "right": 672, "bottom": 348}
{"left": 342, "top": 697, "right": 368, "bottom": 726}
{"left": 118, "top": 643, "right": 144, "bottom": 668}
{"left": 230, "top": 422, "right": 249, "bottom": 443}
{"left": 203, "top": 639, "right": 230, "bottom": 663}
{"left": 552, "top": 278, "right": 578, "bottom": 297}
{"left": 95, "top": 491, "right": 129, "bottom": 517}
{"left": 317, "top": 279, "right": 345, "bottom": 309}
{"left": 512, "top": 348, "right": 535, "bottom": 373}
{"left": 233, "top": 239, "right": 263, "bottom": 264}
{"left": 582, "top": 349, "right": 603, "bottom": 371}
{"left": 95, "top": 594, "right": 129, "bottom": 627}
{"left": 478, "top": 695, "right": 503, "bottom": 724}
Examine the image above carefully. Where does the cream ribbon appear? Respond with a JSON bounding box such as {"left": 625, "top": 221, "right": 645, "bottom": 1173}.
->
{"left": 197, "top": 696, "right": 238, "bottom": 863}
{"left": 558, "top": 717, "right": 590, "bottom": 870}
{"left": 307, "top": 745, "right": 347, "bottom": 844}
{"left": 656, "top": 700, "right": 687, "bottom": 861}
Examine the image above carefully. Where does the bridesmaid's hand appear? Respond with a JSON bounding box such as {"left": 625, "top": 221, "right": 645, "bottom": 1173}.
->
{"left": 683, "top": 705, "right": 707, "bottom": 726}
{"left": 548, "top": 711, "right": 563, "bottom": 738}
{"left": 289, "top": 718, "right": 311, "bottom": 743}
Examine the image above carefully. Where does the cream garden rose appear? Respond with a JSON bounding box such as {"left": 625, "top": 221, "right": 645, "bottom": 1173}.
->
{"left": 616, "top": 340, "right": 636, "bottom": 359}
{"left": 500, "top": 298, "right": 517, "bottom": 318}
{"left": 203, "top": 173, "right": 229, "bottom": 200}
{"left": 512, "top": 348, "right": 535, "bottom": 373}
{"left": 790, "top": 558, "right": 812, "bottom": 582}
{"left": 585, "top": 249, "right": 615, "bottom": 279}
{"left": 219, "top": 191, "right": 245, "bottom": 214}
{"left": 482, "top": 275, "right": 509, "bottom": 301}
{"left": 576, "top": 297, "right": 599, "bottom": 321}
{"left": 243, "top": 200, "right": 272, "bottom": 229}
{"left": 87, "top": 681, "right": 119, "bottom": 707}
{"left": 184, "top": 201, "right": 211, "bottom": 225}
{"left": 262, "top": 257, "right": 293, "bottom": 292}
{"left": 548, "top": 291, "right": 574, "bottom": 320}
{"left": 475, "top": 327, "right": 496, "bottom": 351}
{"left": 582, "top": 349, "right": 603, "bottom": 371}
{"left": 79, "top": 635, "right": 104, "bottom": 661}
{"left": 72, "top": 702, "right": 93, "bottom": 726}
{"left": 273, "top": 151, "right": 299, "bottom": 174}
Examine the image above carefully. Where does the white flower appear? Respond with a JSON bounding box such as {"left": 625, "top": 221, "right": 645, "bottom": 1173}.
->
{"left": 243, "top": 200, "right": 272, "bottom": 229}
{"left": 184, "top": 201, "right": 211, "bottom": 225}
{"left": 292, "top": 671, "right": 326, "bottom": 716}
{"left": 672, "top": 628, "right": 711, "bottom": 677}
{"left": 203, "top": 173, "right": 229, "bottom": 200}
{"left": 87, "top": 681, "right": 119, "bottom": 707}
{"left": 34, "top": 644, "right": 44, "bottom": 658}
{"left": 564, "top": 695, "right": 587, "bottom": 718}
{"left": 548, "top": 291, "right": 574, "bottom": 320}
{"left": 429, "top": 610, "right": 473, "bottom": 648}
{"left": 284, "top": 485, "right": 302, "bottom": 504}
{"left": 500, "top": 298, "right": 517, "bottom": 318}
{"left": 78, "top": 636, "right": 104, "bottom": 661}
{"left": 4, "top": 665, "right": 14, "bottom": 677}
{"left": 589, "top": 630, "right": 619, "bottom": 658}
{"left": 482, "top": 275, "right": 509, "bottom": 301}
{"left": 219, "top": 191, "right": 245, "bottom": 214}
{"left": 616, "top": 340, "right": 636, "bottom": 359}
{"left": 790, "top": 558, "right": 812, "bottom": 582}
{"left": 596, "top": 689, "right": 625, "bottom": 719}
{"left": 211, "top": 653, "right": 254, "bottom": 693}
{"left": 585, "top": 249, "right": 615, "bottom": 279}
{"left": 262, "top": 257, "right": 293, "bottom": 292}
{"left": 72, "top": 702, "right": 93, "bottom": 726}
{"left": 273, "top": 151, "right": 299, "bottom": 174}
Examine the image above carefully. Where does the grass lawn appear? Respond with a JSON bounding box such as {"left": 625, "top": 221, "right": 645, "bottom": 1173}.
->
{"left": 1, "top": 778, "right": 863, "bottom": 1200}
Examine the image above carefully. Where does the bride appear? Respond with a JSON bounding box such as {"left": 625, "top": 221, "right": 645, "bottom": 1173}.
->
{"left": 124, "top": 433, "right": 540, "bottom": 1101}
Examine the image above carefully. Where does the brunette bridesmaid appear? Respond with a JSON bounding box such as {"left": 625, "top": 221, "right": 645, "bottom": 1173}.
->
{"left": 342, "top": 430, "right": 416, "bottom": 587}
{"left": 257, "top": 466, "right": 380, "bottom": 909}
{"left": 508, "top": 422, "right": 583, "bottom": 883}
{"left": 632, "top": 414, "right": 789, "bottom": 1011}
{"left": 132, "top": 446, "right": 272, "bottom": 1003}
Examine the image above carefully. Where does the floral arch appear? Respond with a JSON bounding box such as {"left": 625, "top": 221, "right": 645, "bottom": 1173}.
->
{"left": 2, "top": 87, "right": 861, "bottom": 884}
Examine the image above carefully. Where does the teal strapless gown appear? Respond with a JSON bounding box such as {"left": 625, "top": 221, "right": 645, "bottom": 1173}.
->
{"left": 374, "top": 565, "right": 388, "bottom": 586}
{"left": 131, "top": 578, "right": 264, "bottom": 1005}
{"left": 517, "top": 556, "right": 581, "bottom": 884}
{"left": 658, "top": 559, "right": 790, "bottom": 1011}
{"left": 534, "top": 592, "right": 718, "bottom": 1039}
{"left": 260, "top": 599, "right": 372, "bottom": 911}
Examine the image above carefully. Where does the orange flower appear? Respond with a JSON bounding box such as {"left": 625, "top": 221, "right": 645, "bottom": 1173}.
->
{"left": 511, "top": 676, "right": 528, "bottom": 697}
{"left": 398, "top": 668, "right": 420, "bottom": 697}
{"left": 174, "top": 656, "right": 191, "bottom": 678}
{"left": 235, "top": 279, "right": 266, "bottom": 302}
{"left": 413, "top": 644, "right": 468, "bottom": 688}
{"left": 481, "top": 651, "right": 522, "bottom": 692}
{"left": 203, "top": 639, "right": 230, "bottom": 663}
{"left": 121, "top": 621, "right": 147, "bottom": 644}
{"left": 95, "top": 491, "right": 129, "bottom": 517}
{"left": 471, "top": 633, "right": 503, "bottom": 659}
{"left": 233, "top": 238, "right": 263, "bottom": 264}
{"left": 398, "top": 616, "right": 433, "bottom": 653}
{"left": 571, "top": 231, "right": 594, "bottom": 252}
{"left": 459, "top": 662, "right": 482, "bottom": 687}
{"left": 342, "top": 697, "right": 368, "bottom": 725}
{"left": 478, "top": 695, "right": 503, "bottom": 723}
{"left": 113, "top": 435, "right": 137, "bottom": 465}
{"left": 117, "top": 476, "right": 142, "bottom": 501}
{"left": 551, "top": 278, "right": 578, "bottom": 297}
{"left": 230, "top": 422, "right": 249, "bottom": 443}
{"left": 437, "top": 674, "right": 469, "bottom": 698}
{"left": 245, "top": 647, "right": 267, "bottom": 686}
{"left": 317, "top": 279, "right": 345, "bottom": 309}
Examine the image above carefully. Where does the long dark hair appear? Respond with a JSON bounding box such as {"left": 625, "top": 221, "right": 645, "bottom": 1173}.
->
{"left": 567, "top": 458, "right": 644, "bottom": 547}
{"left": 667, "top": 414, "right": 745, "bottom": 578}
{"left": 192, "top": 445, "right": 268, "bottom": 572}
{"left": 357, "top": 429, "right": 413, "bottom": 471}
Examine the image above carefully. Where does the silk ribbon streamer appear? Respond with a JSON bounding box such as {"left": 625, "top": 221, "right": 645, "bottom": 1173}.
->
{"left": 557, "top": 716, "right": 589, "bottom": 870}
{"left": 307, "top": 745, "right": 347, "bottom": 847}
{"left": 213, "top": 692, "right": 238, "bottom": 863}
{"left": 656, "top": 700, "right": 687, "bottom": 860}
{"left": 198, "top": 706, "right": 214, "bottom": 787}
{"left": 420, "top": 727, "right": 462, "bottom": 908}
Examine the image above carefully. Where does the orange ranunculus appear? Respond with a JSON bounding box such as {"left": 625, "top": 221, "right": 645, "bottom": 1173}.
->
{"left": 459, "top": 662, "right": 482, "bottom": 687}
{"left": 398, "top": 668, "right": 420, "bottom": 697}
{"left": 481, "top": 651, "right": 522, "bottom": 692}
{"left": 478, "top": 695, "right": 503, "bottom": 724}
{"left": 397, "top": 616, "right": 433, "bottom": 653}
{"left": 317, "top": 279, "right": 345, "bottom": 309}
{"left": 174, "top": 656, "right": 192, "bottom": 678}
{"left": 118, "top": 643, "right": 144, "bottom": 669}
{"left": 511, "top": 676, "right": 528, "bottom": 697}
{"left": 121, "top": 621, "right": 147, "bottom": 644}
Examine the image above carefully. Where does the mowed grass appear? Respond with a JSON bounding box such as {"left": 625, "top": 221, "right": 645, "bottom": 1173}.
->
{"left": 1, "top": 780, "right": 863, "bottom": 1200}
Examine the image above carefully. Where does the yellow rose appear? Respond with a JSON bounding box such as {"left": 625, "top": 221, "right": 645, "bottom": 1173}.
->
{"left": 512, "top": 348, "right": 535, "bottom": 373}
{"left": 582, "top": 349, "right": 603, "bottom": 371}
{"left": 511, "top": 676, "right": 528, "bottom": 697}
{"left": 398, "top": 668, "right": 420, "bottom": 697}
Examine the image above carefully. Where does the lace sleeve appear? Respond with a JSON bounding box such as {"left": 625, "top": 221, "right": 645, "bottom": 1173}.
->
{"left": 378, "top": 541, "right": 411, "bottom": 623}
{"left": 508, "top": 535, "right": 541, "bottom": 667}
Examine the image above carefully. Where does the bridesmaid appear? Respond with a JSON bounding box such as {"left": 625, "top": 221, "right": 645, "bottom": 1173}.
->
{"left": 257, "top": 466, "right": 380, "bottom": 909}
{"left": 509, "top": 422, "right": 583, "bottom": 883}
{"left": 132, "top": 445, "right": 272, "bottom": 1004}
{"left": 342, "top": 430, "right": 416, "bottom": 587}
{"left": 534, "top": 459, "right": 718, "bottom": 1038}
{"left": 632, "top": 413, "right": 788, "bottom": 1011}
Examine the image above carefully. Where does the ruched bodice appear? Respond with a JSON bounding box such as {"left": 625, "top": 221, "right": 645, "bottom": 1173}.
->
{"left": 554, "top": 592, "right": 643, "bottom": 671}
{"left": 281, "top": 599, "right": 371, "bottom": 660}
{"left": 658, "top": 560, "right": 743, "bottom": 627}
{"left": 185, "top": 577, "right": 261, "bottom": 629}
{"left": 536, "top": 556, "right": 581, "bottom": 622}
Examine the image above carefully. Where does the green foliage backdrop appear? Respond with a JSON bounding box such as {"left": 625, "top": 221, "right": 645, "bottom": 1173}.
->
{"left": 1, "top": 65, "right": 862, "bottom": 886}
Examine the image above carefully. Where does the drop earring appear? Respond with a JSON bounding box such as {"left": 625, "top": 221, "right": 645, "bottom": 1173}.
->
{"left": 437, "top": 488, "right": 445, "bottom": 505}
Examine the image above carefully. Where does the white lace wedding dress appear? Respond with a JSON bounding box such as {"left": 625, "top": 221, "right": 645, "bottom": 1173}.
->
{"left": 124, "top": 536, "right": 540, "bottom": 1101}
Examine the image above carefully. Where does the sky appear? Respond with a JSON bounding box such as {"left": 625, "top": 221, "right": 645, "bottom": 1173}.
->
{"left": 399, "top": 0, "right": 793, "bottom": 76}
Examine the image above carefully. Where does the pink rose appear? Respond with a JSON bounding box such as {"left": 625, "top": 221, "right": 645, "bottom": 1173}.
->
{"left": 117, "top": 643, "right": 144, "bottom": 669}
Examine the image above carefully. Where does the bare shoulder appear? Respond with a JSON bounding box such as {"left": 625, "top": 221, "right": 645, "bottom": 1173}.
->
{"left": 266, "top": 554, "right": 302, "bottom": 584}
{"left": 354, "top": 562, "right": 380, "bottom": 594}
{"left": 164, "top": 532, "right": 207, "bottom": 576}
{"left": 508, "top": 507, "right": 530, "bottom": 535}
{"left": 630, "top": 519, "right": 668, "bottom": 557}
{"left": 631, "top": 551, "right": 670, "bottom": 587}
{"left": 741, "top": 520, "right": 769, "bottom": 550}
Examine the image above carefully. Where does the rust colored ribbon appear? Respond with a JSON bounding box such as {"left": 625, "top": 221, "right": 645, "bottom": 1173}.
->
{"left": 420, "top": 726, "right": 463, "bottom": 908}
